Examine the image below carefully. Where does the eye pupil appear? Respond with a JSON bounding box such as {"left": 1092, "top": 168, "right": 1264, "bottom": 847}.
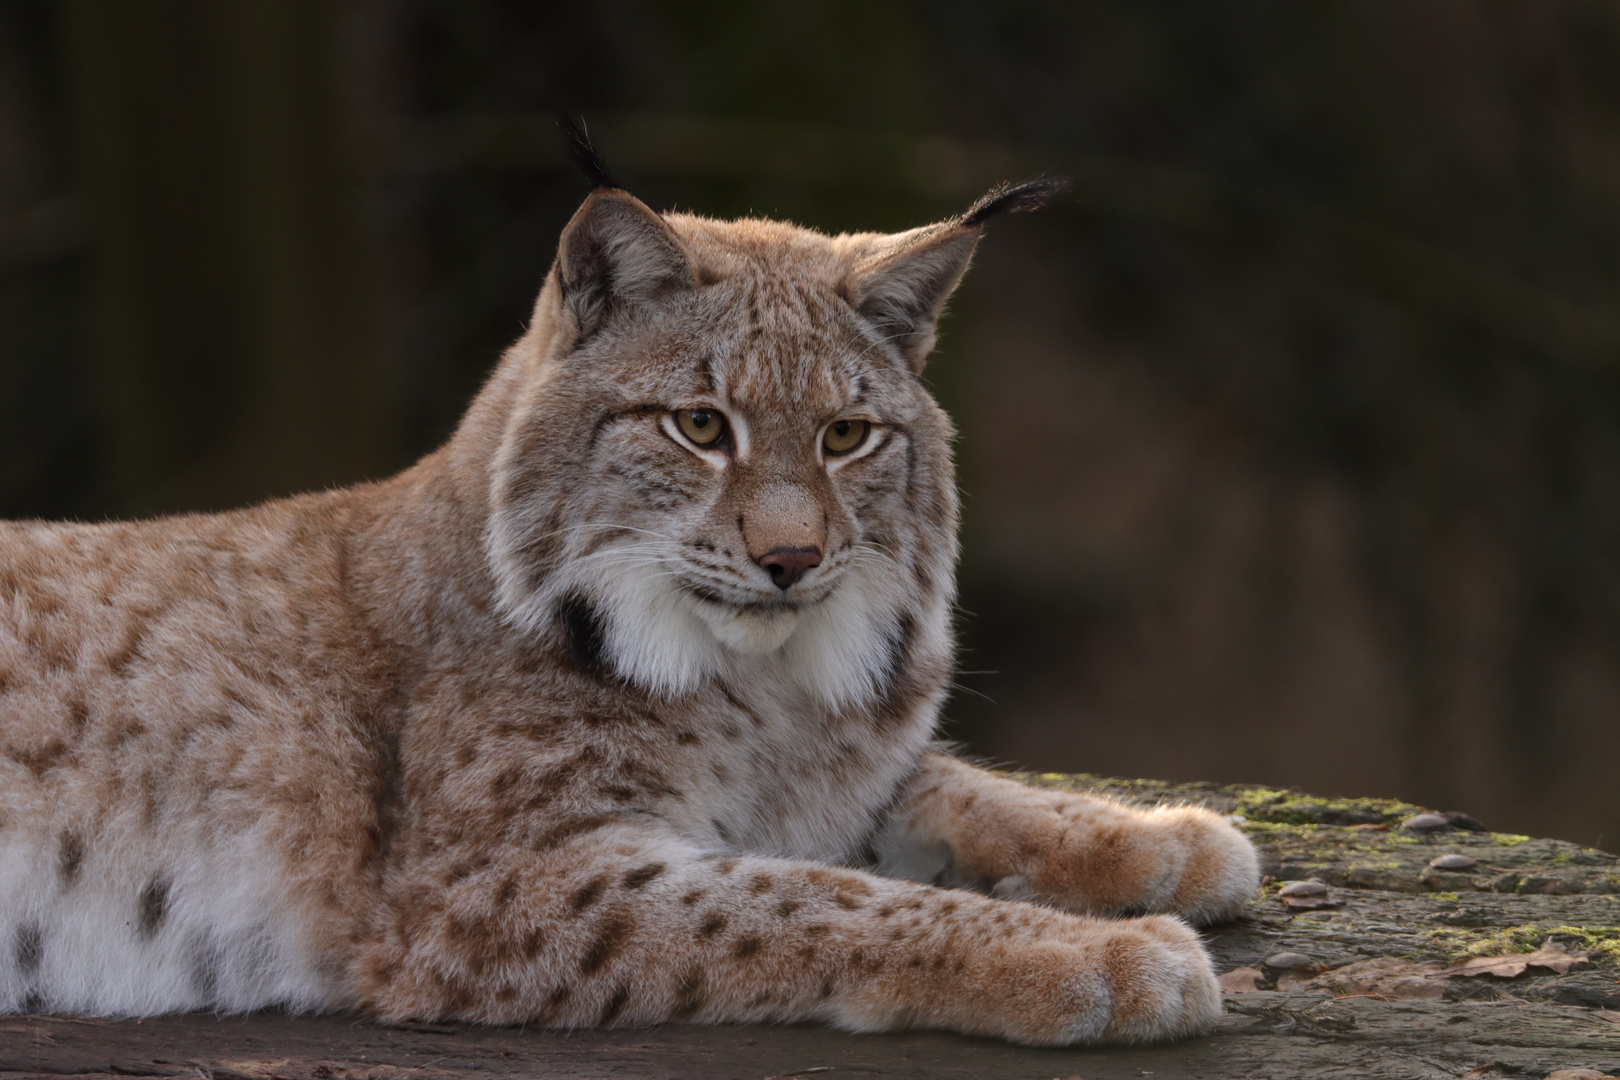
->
{"left": 834, "top": 420, "right": 849, "bottom": 437}
{"left": 692, "top": 411, "right": 711, "bottom": 429}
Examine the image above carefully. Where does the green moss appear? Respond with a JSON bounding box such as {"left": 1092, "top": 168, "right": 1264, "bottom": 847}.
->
{"left": 1232, "top": 786, "right": 1423, "bottom": 826}
{"left": 1491, "top": 833, "right": 1530, "bottom": 847}
{"left": 1236, "top": 821, "right": 1332, "bottom": 841}
{"left": 1422, "top": 924, "right": 1620, "bottom": 965}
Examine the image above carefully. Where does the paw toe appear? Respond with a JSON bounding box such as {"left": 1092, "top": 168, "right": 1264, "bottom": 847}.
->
{"left": 1157, "top": 808, "right": 1260, "bottom": 924}
{"left": 1096, "top": 915, "right": 1222, "bottom": 1043}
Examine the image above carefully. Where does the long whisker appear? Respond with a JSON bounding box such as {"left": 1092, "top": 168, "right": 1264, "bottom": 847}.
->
{"left": 577, "top": 554, "right": 693, "bottom": 570}
{"left": 948, "top": 680, "right": 999, "bottom": 706}
{"left": 851, "top": 540, "right": 903, "bottom": 562}
{"left": 580, "top": 524, "right": 681, "bottom": 542}
{"left": 521, "top": 522, "right": 684, "bottom": 545}
{"left": 573, "top": 544, "right": 677, "bottom": 561}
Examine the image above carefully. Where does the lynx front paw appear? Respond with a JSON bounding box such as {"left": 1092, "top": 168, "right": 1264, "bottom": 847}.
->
{"left": 1137, "top": 805, "right": 1260, "bottom": 924}
{"left": 993, "top": 802, "right": 1259, "bottom": 925}
{"left": 974, "top": 914, "right": 1221, "bottom": 1046}
{"left": 835, "top": 911, "right": 1221, "bottom": 1046}
{"left": 1087, "top": 913, "right": 1223, "bottom": 1043}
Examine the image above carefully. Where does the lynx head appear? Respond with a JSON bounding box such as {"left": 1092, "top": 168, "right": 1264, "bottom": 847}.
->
{"left": 484, "top": 143, "right": 1063, "bottom": 708}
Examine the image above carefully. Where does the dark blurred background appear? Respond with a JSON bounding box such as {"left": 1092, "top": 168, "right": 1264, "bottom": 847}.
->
{"left": 3, "top": 1, "right": 1618, "bottom": 847}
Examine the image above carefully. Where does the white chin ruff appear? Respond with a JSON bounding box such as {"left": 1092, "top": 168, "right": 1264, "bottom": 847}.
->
{"left": 694, "top": 602, "right": 802, "bottom": 655}
{"left": 580, "top": 558, "right": 917, "bottom": 710}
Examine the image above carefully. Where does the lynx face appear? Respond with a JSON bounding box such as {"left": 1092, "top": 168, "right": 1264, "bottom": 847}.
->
{"left": 486, "top": 205, "right": 965, "bottom": 709}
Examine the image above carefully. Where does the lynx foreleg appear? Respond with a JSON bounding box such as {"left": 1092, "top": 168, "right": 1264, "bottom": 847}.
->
{"left": 354, "top": 820, "right": 1220, "bottom": 1046}
{"left": 875, "top": 754, "right": 1259, "bottom": 924}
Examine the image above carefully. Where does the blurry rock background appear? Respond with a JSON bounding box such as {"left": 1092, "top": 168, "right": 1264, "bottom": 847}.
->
{"left": 2, "top": 1, "right": 1617, "bottom": 848}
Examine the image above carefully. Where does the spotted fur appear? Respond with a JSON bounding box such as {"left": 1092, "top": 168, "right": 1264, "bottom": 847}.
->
{"left": 0, "top": 184, "right": 1257, "bottom": 1045}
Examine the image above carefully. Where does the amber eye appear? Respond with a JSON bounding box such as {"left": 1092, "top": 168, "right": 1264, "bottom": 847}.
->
{"left": 675, "top": 409, "right": 726, "bottom": 446}
{"left": 823, "top": 418, "right": 870, "bottom": 455}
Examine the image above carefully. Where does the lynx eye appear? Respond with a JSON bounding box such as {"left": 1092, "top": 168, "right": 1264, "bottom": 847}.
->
{"left": 675, "top": 408, "right": 726, "bottom": 447}
{"left": 822, "top": 418, "right": 870, "bottom": 455}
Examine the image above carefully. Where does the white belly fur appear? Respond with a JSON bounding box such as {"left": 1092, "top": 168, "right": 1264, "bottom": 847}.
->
{"left": 0, "top": 819, "right": 336, "bottom": 1016}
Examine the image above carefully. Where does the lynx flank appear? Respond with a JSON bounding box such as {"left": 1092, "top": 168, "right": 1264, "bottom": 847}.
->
{"left": 0, "top": 141, "right": 1257, "bottom": 1045}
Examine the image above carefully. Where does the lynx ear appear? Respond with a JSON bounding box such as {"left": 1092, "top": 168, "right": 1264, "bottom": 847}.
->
{"left": 851, "top": 176, "right": 1071, "bottom": 371}
{"left": 849, "top": 226, "right": 980, "bottom": 372}
{"left": 556, "top": 189, "right": 692, "bottom": 340}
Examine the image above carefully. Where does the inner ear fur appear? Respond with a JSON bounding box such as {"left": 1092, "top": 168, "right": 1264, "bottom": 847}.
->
{"left": 556, "top": 189, "right": 693, "bottom": 340}
{"left": 848, "top": 224, "right": 980, "bottom": 372}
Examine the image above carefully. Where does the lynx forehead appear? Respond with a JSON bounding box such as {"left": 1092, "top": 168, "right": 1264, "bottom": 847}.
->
{"left": 0, "top": 140, "right": 1257, "bottom": 1045}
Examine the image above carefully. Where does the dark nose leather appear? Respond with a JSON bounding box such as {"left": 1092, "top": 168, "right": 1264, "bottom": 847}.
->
{"left": 756, "top": 545, "right": 823, "bottom": 589}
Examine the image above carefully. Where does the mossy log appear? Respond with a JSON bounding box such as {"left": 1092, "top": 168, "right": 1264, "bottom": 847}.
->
{"left": 3, "top": 776, "right": 1616, "bottom": 1080}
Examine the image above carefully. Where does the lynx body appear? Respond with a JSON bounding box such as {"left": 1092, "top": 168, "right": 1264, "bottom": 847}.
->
{"left": 0, "top": 167, "right": 1257, "bottom": 1045}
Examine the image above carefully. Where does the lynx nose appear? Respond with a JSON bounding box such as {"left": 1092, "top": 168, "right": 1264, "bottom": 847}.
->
{"left": 756, "top": 546, "right": 822, "bottom": 589}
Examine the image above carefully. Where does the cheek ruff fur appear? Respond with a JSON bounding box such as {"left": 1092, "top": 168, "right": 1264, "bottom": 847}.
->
{"left": 499, "top": 528, "right": 927, "bottom": 712}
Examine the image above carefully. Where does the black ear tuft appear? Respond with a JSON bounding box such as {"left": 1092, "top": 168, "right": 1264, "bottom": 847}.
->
{"left": 558, "top": 115, "right": 620, "bottom": 190}
{"left": 958, "top": 175, "right": 1071, "bottom": 228}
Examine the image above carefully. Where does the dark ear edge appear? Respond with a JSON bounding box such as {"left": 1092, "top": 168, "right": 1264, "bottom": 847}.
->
{"left": 558, "top": 114, "right": 620, "bottom": 191}
{"left": 958, "top": 175, "right": 1071, "bottom": 228}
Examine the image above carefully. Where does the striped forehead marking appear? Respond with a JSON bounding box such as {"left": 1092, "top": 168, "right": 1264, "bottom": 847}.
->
{"left": 713, "top": 272, "right": 860, "bottom": 409}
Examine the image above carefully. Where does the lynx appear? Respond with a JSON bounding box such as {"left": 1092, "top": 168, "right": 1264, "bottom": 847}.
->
{"left": 0, "top": 134, "right": 1257, "bottom": 1046}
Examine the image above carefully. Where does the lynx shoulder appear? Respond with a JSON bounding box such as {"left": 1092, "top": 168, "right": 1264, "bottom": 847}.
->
{"left": 0, "top": 151, "right": 1256, "bottom": 1044}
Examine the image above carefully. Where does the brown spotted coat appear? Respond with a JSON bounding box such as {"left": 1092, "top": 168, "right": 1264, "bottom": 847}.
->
{"left": 0, "top": 186, "right": 1257, "bottom": 1045}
